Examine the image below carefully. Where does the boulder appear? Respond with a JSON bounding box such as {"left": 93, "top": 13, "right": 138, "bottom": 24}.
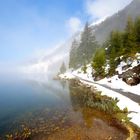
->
{"left": 94, "top": 76, "right": 104, "bottom": 81}
{"left": 119, "top": 64, "right": 140, "bottom": 86}
{"left": 122, "top": 64, "right": 131, "bottom": 71}
{"left": 126, "top": 77, "right": 140, "bottom": 86}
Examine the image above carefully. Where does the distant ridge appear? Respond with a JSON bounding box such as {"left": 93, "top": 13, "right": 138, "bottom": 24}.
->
{"left": 92, "top": 0, "right": 140, "bottom": 43}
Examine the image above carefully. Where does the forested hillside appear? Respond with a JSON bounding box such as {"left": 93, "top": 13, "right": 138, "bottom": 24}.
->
{"left": 92, "top": 18, "right": 140, "bottom": 79}
{"left": 69, "top": 0, "right": 140, "bottom": 71}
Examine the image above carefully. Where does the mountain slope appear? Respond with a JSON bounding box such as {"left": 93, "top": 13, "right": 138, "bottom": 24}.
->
{"left": 22, "top": 0, "right": 140, "bottom": 75}
{"left": 69, "top": 0, "right": 140, "bottom": 69}
{"left": 21, "top": 32, "right": 81, "bottom": 75}
{"left": 93, "top": 0, "right": 140, "bottom": 43}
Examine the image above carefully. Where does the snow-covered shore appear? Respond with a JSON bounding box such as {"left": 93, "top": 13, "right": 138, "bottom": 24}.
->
{"left": 59, "top": 66, "right": 140, "bottom": 127}
{"left": 97, "top": 75, "right": 140, "bottom": 96}
{"left": 80, "top": 80, "right": 140, "bottom": 127}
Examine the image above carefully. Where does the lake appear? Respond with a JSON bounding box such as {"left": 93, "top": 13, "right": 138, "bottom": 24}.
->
{"left": 0, "top": 74, "right": 129, "bottom": 139}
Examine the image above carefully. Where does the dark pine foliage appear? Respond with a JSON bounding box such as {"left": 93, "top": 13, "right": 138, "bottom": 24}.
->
{"left": 92, "top": 17, "right": 140, "bottom": 77}
{"left": 69, "top": 22, "right": 99, "bottom": 69}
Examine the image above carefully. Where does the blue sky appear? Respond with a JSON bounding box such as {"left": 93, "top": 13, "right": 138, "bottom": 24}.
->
{"left": 0, "top": 0, "right": 132, "bottom": 64}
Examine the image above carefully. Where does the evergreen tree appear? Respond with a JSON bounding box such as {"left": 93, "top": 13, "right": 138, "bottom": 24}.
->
{"left": 134, "top": 17, "right": 140, "bottom": 52}
{"left": 77, "top": 22, "right": 99, "bottom": 66}
{"left": 69, "top": 39, "right": 79, "bottom": 69}
{"left": 92, "top": 48, "right": 106, "bottom": 77}
{"left": 123, "top": 17, "right": 137, "bottom": 55}
{"left": 60, "top": 62, "right": 66, "bottom": 74}
{"left": 135, "top": 17, "right": 140, "bottom": 43}
{"left": 108, "top": 31, "right": 123, "bottom": 75}
{"left": 81, "top": 63, "right": 87, "bottom": 74}
{"left": 109, "top": 31, "right": 123, "bottom": 56}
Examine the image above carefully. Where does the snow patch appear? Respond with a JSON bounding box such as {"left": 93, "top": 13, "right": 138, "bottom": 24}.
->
{"left": 116, "top": 61, "right": 127, "bottom": 74}
{"left": 59, "top": 72, "right": 75, "bottom": 79}
{"left": 91, "top": 16, "right": 108, "bottom": 27}
{"left": 73, "top": 64, "right": 94, "bottom": 81}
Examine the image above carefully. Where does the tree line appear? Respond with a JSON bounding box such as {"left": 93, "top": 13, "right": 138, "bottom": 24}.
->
{"left": 93, "top": 17, "right": 140, "bottom": 78}
{"left": 69, "top": 22, "right": 99, "bottom": 69}
{"left": 69, "top": 17, "right": 140, "bottom": 78}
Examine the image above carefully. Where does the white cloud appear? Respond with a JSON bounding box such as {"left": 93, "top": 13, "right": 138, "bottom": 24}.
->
{"left": 86, "top": 0, "right": 133, "bottom": 20}
{"left": 66, "top": 17, "right": 82, "bottom": 34}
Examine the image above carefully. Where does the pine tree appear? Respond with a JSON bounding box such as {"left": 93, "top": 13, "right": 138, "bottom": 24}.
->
{"left": 108, "top": 31, "right": 123, "bottom": 75}
{"left": 60, "top": 62, "right": 66, "bottom": 74}
{"left": 109, "top": 46, "right": 117, "bottom": 76}
{"left": 134, "top": 17, "right": 140, "bottom": 52}
{"left": 109, "top": 31, "right": 123, "bottom": 56}
{"left": 69, "top": 39, "right": 79, "bottom": 69}
{"left": 81, "top": 63, "right": 87, "bottom": 73}
{"left": 123, "top": 17, "right": 137, "bottom": 55}
{"left": 77, "top": 22, "right": 99, "bottom": 66}
{"left": 92, "top": 48, "right": 106, "bottom": 77}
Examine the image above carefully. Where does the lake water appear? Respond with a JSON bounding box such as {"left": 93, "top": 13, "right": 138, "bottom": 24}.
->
{"left": 0, "top": 74, "right": 128, "bottom": 139}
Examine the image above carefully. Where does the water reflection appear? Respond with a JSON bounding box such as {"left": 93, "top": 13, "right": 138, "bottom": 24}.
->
{"left": 68, "top": 80, "right": 129, "bottom": 130}
{"left": 0, "top": 75, "right": 70, "bottom": 138}
{"left": 0, "top": 76, "right": 128, "bottom": 139}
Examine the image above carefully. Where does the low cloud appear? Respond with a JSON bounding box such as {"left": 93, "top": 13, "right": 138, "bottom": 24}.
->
{"left": 66, "top": 17, "right": 82, "bottom": 34}
{"left": 85, "top": 0, "right": 133, "bottom": 21}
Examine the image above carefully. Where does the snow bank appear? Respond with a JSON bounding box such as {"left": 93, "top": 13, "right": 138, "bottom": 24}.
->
{"left": 116, "top": 53, "right": 140, "bottom": 75}
{"left": 80, "top": 80, "right": 140, "bottom": 127}
{"left": 97, "top": 75, "right": 140, "bottom": 96}
{"left": 59, "top": 72, "right": 75, "bottom": 79}
{"left": 116, "top": 61, "right": 127, "bottom": 74}
{"left": 73, "top": 64, "right": 94, "bottom": 81}
{"left": 59, "top": 58, "right": 140, "bottom": 127}
{"left": 98, "top": 53, "right": 140, "bottom": 95}
{"left": 59, "top": 69, "right": 140, "bottom": 127}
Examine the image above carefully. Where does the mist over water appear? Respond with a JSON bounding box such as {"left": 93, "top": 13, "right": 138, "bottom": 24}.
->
{"left": 0, "top": 70, "right": 129, "bottom": 140}
{"left": 0, "top": 71, "right": 70, "bottom": 135}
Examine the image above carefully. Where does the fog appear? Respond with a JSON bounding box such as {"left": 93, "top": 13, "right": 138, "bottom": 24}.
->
{"left": 19, "top": 32, "right": 81, "bottom": 78}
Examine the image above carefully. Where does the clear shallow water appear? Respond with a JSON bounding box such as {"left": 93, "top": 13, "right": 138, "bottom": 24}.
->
{"left": 0, "top": 75, "right": 70, "bottom": 134}
{"left": 0, "top": 74, "right": 128, "bottom": 139}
